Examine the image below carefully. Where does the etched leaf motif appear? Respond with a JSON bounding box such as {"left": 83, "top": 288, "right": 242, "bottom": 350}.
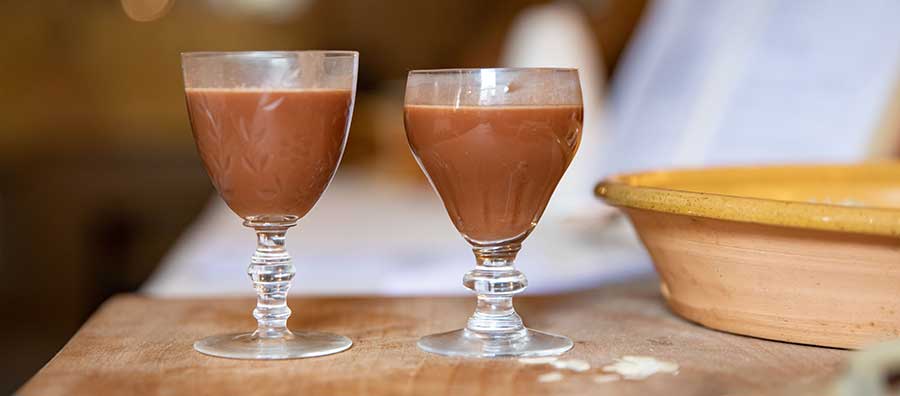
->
{"left": 194, "top": 91, "right": 230, "bottom": 194}
{"left": 261, "top": 95, "right": 285, "bottom": 112}
{"left": 258, "top": 153, "right": 271, "bottom": 171}
{"left": 212, "top": 153, "right": 232, "bottom": 192}
{"left": 258, "top": 173, "right": 282, "bottom": 201}
{"left": 241, "top": 154, "right": 259, "bottom": 175}
{"left": 197, "top": 94, "right": 223, "bottom": 141}
{"left": 233, "top": 115, "right": 251, "bottom": 142}
{"left": 220, "top": 154, "right": 231, "bottom": 174}
{"left": 274, "top": 173, "right": 285, "bottom": 195}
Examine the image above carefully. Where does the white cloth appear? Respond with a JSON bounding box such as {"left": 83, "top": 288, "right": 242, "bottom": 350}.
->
{"left": 142, "top": 172, "right": 650, "bottom": 296}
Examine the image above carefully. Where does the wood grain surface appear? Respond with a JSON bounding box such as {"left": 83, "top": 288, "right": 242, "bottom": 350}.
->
{"left": 19, "top": 277, "right": 848, "bottom": 396}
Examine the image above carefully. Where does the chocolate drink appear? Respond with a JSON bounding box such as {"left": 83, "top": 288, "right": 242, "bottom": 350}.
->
{"left": 405, "top": 105, "right": 582, "bottom": 244}
{"left": 185, "top": 88, "right": 352, "bottom": 219}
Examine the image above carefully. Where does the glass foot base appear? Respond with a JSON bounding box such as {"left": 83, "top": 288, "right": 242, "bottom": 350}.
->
{"left": 417, "top": 328, "right": 573, "bottom": 358}
{"left": 194, "top": 330, "right": 352, "bottom": 360}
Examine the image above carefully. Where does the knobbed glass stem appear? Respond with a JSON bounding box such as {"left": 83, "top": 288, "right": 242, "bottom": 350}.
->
{"left": 464, "top": 243, "right": 527, "bottom": 337}
{"left": 192, "top": 217, "right": 353, "bottom": 359}
{"left": 416, "top": 240, "right": 573, "bottom": 357}
{"left": 247, "top": 221, "right": 296, "bottom": 339}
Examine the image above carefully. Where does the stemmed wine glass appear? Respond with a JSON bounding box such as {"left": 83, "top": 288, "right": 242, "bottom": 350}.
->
{"left": 404, "top": 68, "right": 583, "bottom": 357}
{"left": 181, "top": 51, "right": 358, "bottom": 359}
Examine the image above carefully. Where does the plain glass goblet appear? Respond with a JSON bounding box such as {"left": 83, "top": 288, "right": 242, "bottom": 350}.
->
{"left": 404, "top": 68, "right": 583, "bottom": 358}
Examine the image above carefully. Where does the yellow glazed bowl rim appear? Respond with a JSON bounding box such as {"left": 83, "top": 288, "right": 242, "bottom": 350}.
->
{"left": 595, "top": 162, "right": 900, "bottom": 238}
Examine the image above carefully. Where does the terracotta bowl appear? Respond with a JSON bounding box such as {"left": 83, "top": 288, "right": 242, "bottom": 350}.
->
{"left": 596, "top": 163, "right": 900, "bottom": 349}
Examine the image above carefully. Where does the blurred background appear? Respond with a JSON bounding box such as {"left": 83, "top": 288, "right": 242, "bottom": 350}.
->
{"left": 0, "top": 0, "right": 646, "bottom": 390}
{"left": 1, "top": 0, "right": 898, "bottom": 393}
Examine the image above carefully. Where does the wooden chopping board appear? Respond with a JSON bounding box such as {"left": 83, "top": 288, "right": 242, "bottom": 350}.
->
{"left": 19, "top": 277, "right": 847, "bottom": 396}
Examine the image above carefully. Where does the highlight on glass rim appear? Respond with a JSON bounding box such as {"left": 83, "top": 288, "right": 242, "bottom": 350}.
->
{"left": 5, "top": 1, "right": 900, "bottom": 395}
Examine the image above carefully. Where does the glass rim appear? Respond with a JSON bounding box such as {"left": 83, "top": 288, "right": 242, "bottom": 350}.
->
{"left": 407, "top": 67, "right": 578, "bottom": 75}
{"left": 181, "top": 50, "right": 359, "bottom": 59}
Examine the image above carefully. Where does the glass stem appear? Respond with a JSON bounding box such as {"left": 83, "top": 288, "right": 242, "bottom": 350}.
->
{"left": 463, "top": 243, "right": 527, "bottom": 338}
{"left": 247, "top": 222, "right": 297, "bottom": 339}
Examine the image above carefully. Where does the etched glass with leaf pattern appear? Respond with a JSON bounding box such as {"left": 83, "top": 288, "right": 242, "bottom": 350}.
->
{"left": 181, "top": 51, "right": 358, "bottom": 359}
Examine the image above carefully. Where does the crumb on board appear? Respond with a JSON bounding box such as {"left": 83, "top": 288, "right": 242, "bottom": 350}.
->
{"left": 594, "top": 374, "right": 621, "bottom": 383}
{"left": 538, "top": 371, "right": 564, "bottom": 383}
{"left": 518, "top": 356, "right": 559, "bottom": 365}
{"left": 519, "top": 356, "right": 591, "bottom": 373}
{"left": 601, "top": 356, "right": 679, "bottom": 380}
{"left": 550, "top": 359, "right": 591, "bottom": 372}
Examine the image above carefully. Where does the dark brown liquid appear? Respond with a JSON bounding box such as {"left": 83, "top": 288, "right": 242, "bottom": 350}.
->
{"left": 185, "top": 88, "right": 352, "bottom": 219}
{"left": 405, "top": 105, "right": 582, "bottom": 244}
